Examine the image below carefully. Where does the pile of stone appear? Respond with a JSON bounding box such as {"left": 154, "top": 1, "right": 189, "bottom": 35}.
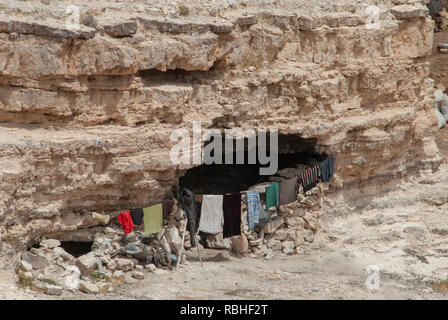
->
{"left": 235, "top": 173, "right": 322, "bottom": 259}
{"left": 15, "top": 225, "right": 179, "bottom": 296}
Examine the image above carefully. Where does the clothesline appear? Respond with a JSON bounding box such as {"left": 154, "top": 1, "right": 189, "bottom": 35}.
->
{"left": 189, "top": 155, "right": 335, "bottom": 197}
{"left": 117, "top": 155, "right": 335, "bottom": 247}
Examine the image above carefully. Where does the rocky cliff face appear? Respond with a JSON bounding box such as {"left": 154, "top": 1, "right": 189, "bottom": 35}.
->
{"left": 0, "top": 0, "right": 443, "bottom": 253}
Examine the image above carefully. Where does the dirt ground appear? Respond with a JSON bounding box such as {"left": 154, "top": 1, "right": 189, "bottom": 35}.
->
{"left": 1, "top": 246, "right": 446, "bottom": 300}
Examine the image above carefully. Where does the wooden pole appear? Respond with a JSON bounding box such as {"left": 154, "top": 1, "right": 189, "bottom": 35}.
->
{"left": 196, "top": 234, "right": 203, "bottom": 266}
{"left": 176, "top": 214, "right": 188, "bottom": 271}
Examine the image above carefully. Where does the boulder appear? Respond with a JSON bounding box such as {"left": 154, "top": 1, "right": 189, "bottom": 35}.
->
{"left": 64, "top": 266, "right": 81, "bottom": 290}
{"left": 253, "top": 244, "right": 269, "bottom": 257}
{"left": 46, "top": 284, "right": 63, "bottom": 296}
{"left": 264, "top": 218, "right": 284, "bottom": 234}
{"left": 165, "top": 226, "right": 183, "bottom": 255}
{"left": 53, "top": 247, "right": 75, "bottom": 262}
{"left": 144, "top": 264, "right": 157, "bottom": 273}
{"left": 292, "top": 206, "right": 306, "bottom": 217}
{"left": 17, "top": 260, "right": 33, "bottom": 273}
{"left": 34, "top": 282, "right": 62, "bottom": 296}
{"left": 17, "top": 270, "right": 34, "bottom": 281}
{"left": 76, "top": 252, "right": 99, "bottom": 275}
{"left": 206, "top": 233, "right": 231, "bottom": 249}
{"left": 91, "top": 237, "right": 113, "bottom": 254}
{"left": 132, "top": 271, "right": 145, "bottom": 280}
{"left": 40, "top": 239, "right": 61, "bottom": 249}
{"left": 107, "top": 260, "right": 117, "bottom": 271}
{"left": 79, "top": 280, "right": 99, "bottom": 294}
{"left": 21, "top": 252, "right": 47, "bottom": 270}
{"left": 282, "top": 241, "right": 295, "bottom": 255}
{"left": 112, "top": 270, "right": 125, "bottom": 280}
{"left": 249, "top": 238, "right": 263, "bottom": 247}
{"left": 267, "top": 239, "right": 283, "bottom": 252}
{"left": 135, "top": 265, "right": 143, "bottom": 271}
{"left": 304, "top": 230, "right": 315, "bottom": 243}
{"left": 116, "top": 258, "right": 134, "bottom": 271}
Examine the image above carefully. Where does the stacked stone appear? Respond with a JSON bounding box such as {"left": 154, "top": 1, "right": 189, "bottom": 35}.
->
{"left": 239, "top": 178, "right": 322, "bottom": 258}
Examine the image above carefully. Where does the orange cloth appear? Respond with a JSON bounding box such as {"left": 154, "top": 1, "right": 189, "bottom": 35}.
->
{"left": 118, "top": 211, "right": 134, "bottom": 234}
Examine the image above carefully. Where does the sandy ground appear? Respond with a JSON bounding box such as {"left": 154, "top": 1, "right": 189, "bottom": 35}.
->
{"left": 1, "top": 246, "right": 445, "bottom": 300}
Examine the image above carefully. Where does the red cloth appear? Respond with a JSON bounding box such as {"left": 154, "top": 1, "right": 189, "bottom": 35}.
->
{"left": 118, "top": 211, "right": 134, "bottom": 234}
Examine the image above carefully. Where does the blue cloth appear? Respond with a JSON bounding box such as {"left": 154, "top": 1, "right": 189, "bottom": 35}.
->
{"left": 318, "top": 155, "right": 335, "bottom": 183}
{"left": 246, "top": 189, "right": 261, "bottom": 231}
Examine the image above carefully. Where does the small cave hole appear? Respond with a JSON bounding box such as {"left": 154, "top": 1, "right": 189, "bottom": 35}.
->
{"left": 59, "top": 241, "right": 93, "bottom": 258}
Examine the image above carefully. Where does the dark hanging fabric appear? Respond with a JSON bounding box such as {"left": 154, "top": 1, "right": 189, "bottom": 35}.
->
{"left": 303, "top": 181, "right": 317, "bottom": 193}
{"left": 198, "top": 231, "right": 208, "bottom": 247}
{"left": 130, "top": 208, "right": 143, "bottom": 225}
{"left": 162, "top": 199, "right": 174, "bottom": 219}
{"left": 179, "top": 188, "right": 200, "bottom": 247}
{"left": 279, "top": 177, "right": 298, "bottom": 205}
{"left": 318, "top": 155, "right": 335, "bottom": 183}
{"left": 223, "top": 193, "right": 242, "bottom": 238}
{"left": 298, "top": 165, "right": 321, "bottom": 192}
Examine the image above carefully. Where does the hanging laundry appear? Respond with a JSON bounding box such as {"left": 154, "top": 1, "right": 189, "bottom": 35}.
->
{"left": 117, "top": 211, "right": 134, "bottom": 234}
{"left": 199, "top": 195, "right": 224, "bottom": 234}
{"left": 279, "top": 176, "right": 298, "bottom": 205}
{"left": 298, "top": 165, "right": 321, "bottom": 192}
{"left": 130, "top": 208, "right": 143, "bottom": 225}
{"left": 246, "top": 189, "right": 261, "bottom": 231}
{"left": 198, "top": 230, "right": 208, "bottom": 247}
{"left": 143, "top": 204, "right": 163, "bottom": 236}
{"left": 178, "top": 187, "right": 200, "bottom": 246}
{"left": 318, "top": 155, "right": 335, "bottom": 182}
{"left": 265, "top": 183, "right": 280, "bottom": 210}
{"left": 223, "top": 193, "right": 242, "bottom": 238}
{"left": 162, "top": 199, "right": 174, "bottom": 219}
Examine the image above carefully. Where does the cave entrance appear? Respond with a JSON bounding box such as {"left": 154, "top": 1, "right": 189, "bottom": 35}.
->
{"left": 179, "top": 133, "right": 326, "bottom": 194}
{"left": 59, "top": 241, "right": 93, "bottom": 258}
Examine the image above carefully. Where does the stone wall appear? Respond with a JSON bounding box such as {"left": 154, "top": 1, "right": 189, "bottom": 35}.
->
{"left": 0, "top": 0, "right": 443, "bottom": 255}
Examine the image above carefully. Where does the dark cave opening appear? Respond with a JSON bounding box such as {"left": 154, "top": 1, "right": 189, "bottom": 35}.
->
{"left": 179, "top": 133, "right": 326, "bottom": 194}
{"left": 59, "top": 241, "right": 93, "bottom": 258}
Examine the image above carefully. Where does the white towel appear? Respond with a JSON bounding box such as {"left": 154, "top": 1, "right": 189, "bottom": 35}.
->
{"left": 199, "top": 195, "right": 224, "bottom": 234}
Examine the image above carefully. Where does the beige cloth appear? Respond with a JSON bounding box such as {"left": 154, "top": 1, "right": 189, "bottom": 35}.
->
{"left": 199, "top": 195, "right": 224, "bottom": 234}
{"left": 143, "top": 204, "right": 163, "bottom": 236}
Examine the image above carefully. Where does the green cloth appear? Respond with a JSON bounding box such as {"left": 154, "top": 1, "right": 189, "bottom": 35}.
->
{"left": 265, "top": 183, "right": 279, "bottom": 210}
{"left": 143, "top": 204, "right": 163, "bottom": 236}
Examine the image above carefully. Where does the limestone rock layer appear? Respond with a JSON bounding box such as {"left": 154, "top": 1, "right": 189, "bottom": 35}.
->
{"left": 0, "top": 0, "right": 443, "bottom": 251}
